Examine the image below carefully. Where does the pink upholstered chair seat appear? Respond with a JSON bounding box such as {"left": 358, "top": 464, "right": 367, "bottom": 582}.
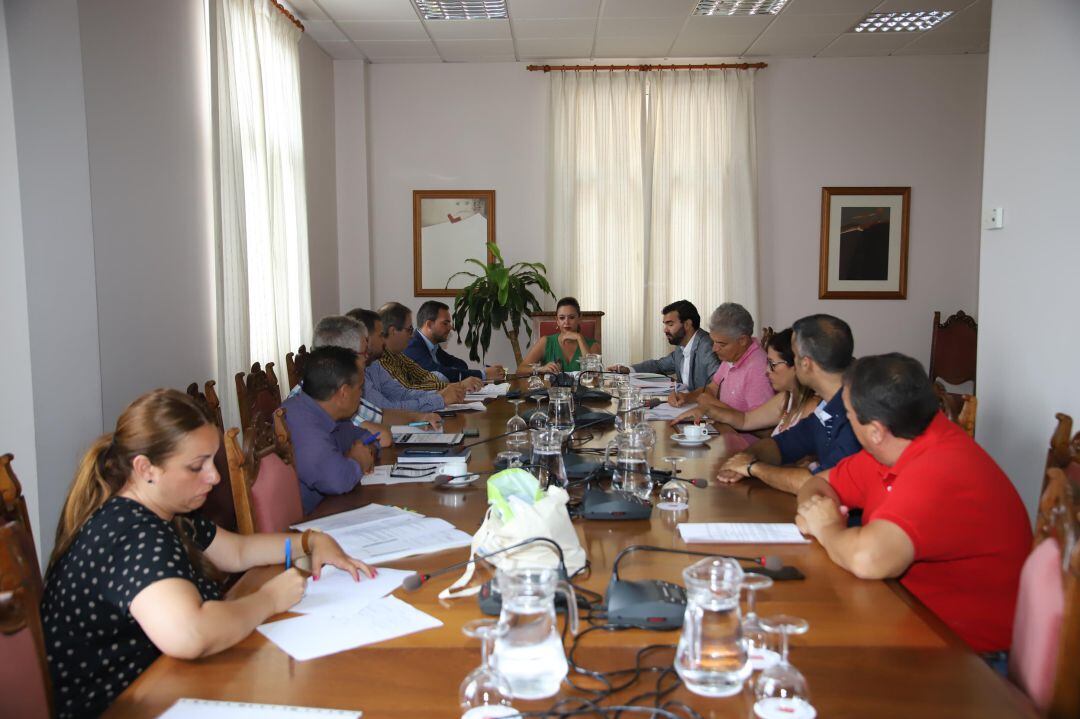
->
{"left": 250, "top": 453, "right": 302, "bottom": 533}
{"left": 1009, "top": 537, "right": 1065, "bottom": 711}
{"left": 0, "top": 626, "right": 51, "bottom": 719}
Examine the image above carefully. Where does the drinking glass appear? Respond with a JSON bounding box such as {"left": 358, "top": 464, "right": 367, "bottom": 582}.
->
{"left": 548, "top": 394, "right": 575, "bottom": 440}
{"left": 527, "top": 363, "right": 545, "bottom": 391}
{"left": 754, "top": 615, "right": 815, "bottom": 719}
{"left": 529, "top": 396, "right": 548, "bottom": 430}
{"left": 505, "top": 398, "right": 529, "bottom": 450}
{"left": 459, "top": 619, "right": 517, "bottom": 719}
{"left": 741, "top": 574, "right": 778, "bottom": 671}
{"left": 657, "top": 456, "right": 689, "bottom": 510}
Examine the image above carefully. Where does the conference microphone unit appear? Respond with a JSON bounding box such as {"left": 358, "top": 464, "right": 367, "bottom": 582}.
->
{"left": 402, "top": 536, "right": 567, "bottom": 592}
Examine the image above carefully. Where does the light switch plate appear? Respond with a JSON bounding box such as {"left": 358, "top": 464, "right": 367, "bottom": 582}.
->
{"left": 982, "top": 207, "right": 1004, "bottom": 230}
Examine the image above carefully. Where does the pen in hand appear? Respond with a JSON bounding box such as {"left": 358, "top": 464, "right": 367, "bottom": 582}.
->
{"left": 284, "top": 537, "right": 292, "bottom": 570}
{"left": 363, "top": 432, "right": 381, "bottom": 446}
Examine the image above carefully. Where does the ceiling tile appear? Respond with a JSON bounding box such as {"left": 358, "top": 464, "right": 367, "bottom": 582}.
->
{"left": 597, "top": 17, "right": 687, "bottom": 37}
{"left": 593, "top": 36, "right": 679, "bottom": 57}
{"left": 508, "top": 0, "right": 601, "bottom": 20}
{"left": 816, "top": 32, "right": 913, "bottom": 56}
{"left": 426, "top": 18, "right": 512, "bottom": 39}
{"left": 516, "top": 37, "right": 595, "bottom": 58}
{"left": 782, "top": 0, "right": 880, "bottom": 15}
{"left": 763, "top": 12, "right": 863, "bottom": 35}
{"left": 305, "top": 20, "right": 349, "bottom": 43}
{"left": 316, "top": 41, "right": 368, "bottom": 59}
{"left": 356, "top": 39, "right": 441, "bottom": 59}
{"left": 677, "top": 15, "right": 774, "bottom": 40}
{"left": 601, "top": 0, "right": 697, "bottom": 19}
{"left": 894, "top": 29, "right": 988, "bottom": 52}
{"left": 933, "top": 0, "right": 991, "bottom": 33}
{"left": 745, "top": 33, "right": 835, "bottom": 56}
{"left": 318, "top": 0, "right": 420, "bottom": 22}
{"left": 436, "top": 38, "right": 517, "bottom": 59}
{"left": 875, "top": 0, "right": 977, "bottom": 11}
{"left": 340, "top": 21, "right": 429, "bottom": 41}
{"left": 288, "top": 0, "right": 329, "bottom": 22}
{"left": 511, "top": 18, "right": 596, "bottom": 39}
{"left": 668, "top": 34, "right": 757, "bottom": 56}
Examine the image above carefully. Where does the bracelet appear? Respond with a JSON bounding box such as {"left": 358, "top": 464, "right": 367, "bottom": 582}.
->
{"left": 746, "top": 460, "right": 759, "bottom": 479}
{"left": 301, "top": 528, "right": 321, "bottom": 554}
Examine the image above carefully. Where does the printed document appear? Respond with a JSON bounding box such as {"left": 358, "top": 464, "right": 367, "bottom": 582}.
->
{"left": 679, "top": 523, "right": 810, "bottom": 544}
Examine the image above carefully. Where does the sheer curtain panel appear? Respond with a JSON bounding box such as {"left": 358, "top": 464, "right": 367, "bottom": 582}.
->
{"left": 212, "top": 0, "right": 311, "bottom": 429}
{"left": 645, "top": 69, "right": 758, "bottom": 359}
{"left": 549, "top": 71, "right": 646, "bottom": 365}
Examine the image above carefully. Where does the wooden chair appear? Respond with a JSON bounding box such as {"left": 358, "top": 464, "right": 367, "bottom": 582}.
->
{"left": 0, "top": 520, "right": 52, "bottom": 719}
{"left": 929, "top": 310, "right": 978, "bottom": 391}
{"left": 224, "top": 408, "right": 303, "bottom": 535}
{"left": 185, "top": 381, "right": 237, "bottom": 532}
{"left": 0, "top": 454, "right": 41, "bottom": 591}
{"left": 933, "top": 382, "right": 977, "bottom": 438}
{"left": 234, "top": 361, "right": 282, "bottom": 439}
{"left": 1009, "top": 465, "right": 1080, "bottom": 718}
{"left": 529, "top": 310, "right": 605, "bottom": 345}
{"left": 285, "top": 345, "right": 309, "bottom": 391}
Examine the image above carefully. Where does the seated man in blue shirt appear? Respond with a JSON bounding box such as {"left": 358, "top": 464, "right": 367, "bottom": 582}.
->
{"left": 283, "top": 345, "right": 377, "bottom": 513}
{"left": 348, "top": 308, "right": 463, "bottom": 412}
{"left": 717, "top": 314, "right": 862, "bottom": 495}
{"left": 405, "top": 300, "right": 506, "bottom": 385}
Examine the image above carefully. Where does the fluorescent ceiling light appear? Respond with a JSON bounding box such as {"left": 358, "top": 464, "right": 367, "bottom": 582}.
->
{"left": 415, "top": 0, "right": 507, "bottom": 20}
{"left": 852, "top": 10, "right": 954, "bottom": 32}
{"left": 694, "top": 0, "right": 789, "bottom": 16}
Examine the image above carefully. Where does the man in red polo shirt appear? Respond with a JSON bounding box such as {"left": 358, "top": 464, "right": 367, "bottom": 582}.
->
{"left": 795, "top": 353, "right": 1030, "bottom": 653}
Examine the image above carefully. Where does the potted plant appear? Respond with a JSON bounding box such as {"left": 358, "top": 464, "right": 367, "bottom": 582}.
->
{"left": 448, "top": 243, "right": 555, "bottom": 366}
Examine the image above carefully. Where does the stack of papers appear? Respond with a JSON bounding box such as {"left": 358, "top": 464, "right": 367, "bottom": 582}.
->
{"left": 159, "top": 699, "right": 361, "bottom": 718}
{"left": 465, "top": 382, "right": 510, "bottom": 401}
{"left": 645, "top": 401, "right": 696, "bottom": 421}
{"left": 292, "top": 503, "right": 473, "bottom": 564}
{"left": 678, "top": 523, "right": 810, "bottom": 544}
{"left": 444, "top": 401, "right": 487, "bottom": 412}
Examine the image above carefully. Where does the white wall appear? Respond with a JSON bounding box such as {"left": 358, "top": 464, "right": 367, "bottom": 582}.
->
{"left": 300, "top": 35, "right": 339, "bottom": 322}
{"left": 334, "top": 60, "right": 373, "bottom": 314}
{"left": 756, "top": 55, "right": 987, "bottom": 367}
{"left": 6, "top": 0, "right": 103, "bottom": 561}
{"left": 0, "top": 0, "right": 40, "bottom": 547}
{"left": 78, "top": 0, "right": 216, "bottom": 426}
{"left": 976, "top": 0, "right": 1080, "bottom": 514}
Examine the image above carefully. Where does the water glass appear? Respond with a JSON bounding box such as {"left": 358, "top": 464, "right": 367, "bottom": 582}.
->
{"left": 459, "top": 619, "right": 517, "bottom": 719}
{"left": 754, "top": 615, "right": 815, "bottom": 719}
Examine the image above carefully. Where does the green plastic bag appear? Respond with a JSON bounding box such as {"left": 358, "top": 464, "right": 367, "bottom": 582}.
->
{"left": 487, "top": 468, "right": 544, "bottom": 520}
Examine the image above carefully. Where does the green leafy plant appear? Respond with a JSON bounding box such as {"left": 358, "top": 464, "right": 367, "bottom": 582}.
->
{"left": 447, "top": 242, "right": 555, "bottom": 366}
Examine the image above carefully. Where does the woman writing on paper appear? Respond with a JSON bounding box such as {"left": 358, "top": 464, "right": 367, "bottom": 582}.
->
{"left": 517, "top": 296, "right": 601, "bottom": 375}
{"left": 41, "top": 389, "right": 374, "bottom": 719}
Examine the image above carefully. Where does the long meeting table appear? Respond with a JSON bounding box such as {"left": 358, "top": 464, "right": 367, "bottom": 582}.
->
{"left": 105, "top": 390, "right": 1037, "bottom": 718}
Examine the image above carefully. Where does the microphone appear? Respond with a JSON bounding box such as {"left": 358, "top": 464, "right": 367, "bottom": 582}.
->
{"left": 402, "top": 535, "right": 567, "bottom": 592}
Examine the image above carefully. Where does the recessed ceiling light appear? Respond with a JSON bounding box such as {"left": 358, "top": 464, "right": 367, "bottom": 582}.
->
{"left": 694, "top": 0, "right": 789, "bottom": 16}
{"left": 852, "top": 10, "right": 954, "bottom": 33}
{"left": 415, "top": 0, "right": 507, "bottom": 20}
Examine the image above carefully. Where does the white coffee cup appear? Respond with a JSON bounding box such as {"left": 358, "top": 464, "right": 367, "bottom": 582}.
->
{"left": 442, "top": 460, "right": 469, "bottom": 477}
{"left": 683, "top": 424, "right": 707, "bottom": 440}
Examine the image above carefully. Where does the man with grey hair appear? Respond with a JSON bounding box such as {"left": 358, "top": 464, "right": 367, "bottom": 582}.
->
{"left": 669, "top": 303, "right": 774, "bottom": 430}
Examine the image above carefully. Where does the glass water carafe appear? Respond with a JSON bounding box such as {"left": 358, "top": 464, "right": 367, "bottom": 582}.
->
{"left": 613, "top": 385, "right": 644, "bottom": 433}
{"left": 604, "top": 425, "right": 653, "bottom": 500}
{"left": 529, "top": 427, "right": 568, "bottom": 489}
{"left": 674, "top": 557, "right": 752, "bottom": 698}
{"left": 492, "top": 566, "right": 579, "bottom": 700}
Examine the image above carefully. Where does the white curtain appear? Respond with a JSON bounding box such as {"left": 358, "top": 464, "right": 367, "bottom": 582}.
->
{"left": 212, "top": 0, "right": 312, "bottom": 429}
{"left": 549, "top": 71, "right": 646, "bottom": 365}
{"left": 646, "top": 69, "right": 758, "bottom": 359}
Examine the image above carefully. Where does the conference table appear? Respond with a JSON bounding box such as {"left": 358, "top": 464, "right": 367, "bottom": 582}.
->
{"left": 106, "top": 388, "right": 1037, "bottom": 718}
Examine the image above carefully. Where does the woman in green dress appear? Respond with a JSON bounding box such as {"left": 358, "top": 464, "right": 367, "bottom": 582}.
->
{"left": 518, "top": 297, "right": 601, "bottom": 374}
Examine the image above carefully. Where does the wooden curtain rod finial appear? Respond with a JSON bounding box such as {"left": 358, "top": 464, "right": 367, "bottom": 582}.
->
{"left": 526, "top": 62, "right": 767, "bottom": 72}
{"left": 270, "top": 0, "right": 305, "bottom": 32}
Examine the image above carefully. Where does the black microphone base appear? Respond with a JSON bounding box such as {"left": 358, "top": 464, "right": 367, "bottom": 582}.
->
{"left": 604, "top": 579, "right": 687, "bottom": 630}
{"left": 579, "top": 487, "right": 653, "bottom": 520}
{"left": 477, "top": 566, "right": 586, "bottom": 617}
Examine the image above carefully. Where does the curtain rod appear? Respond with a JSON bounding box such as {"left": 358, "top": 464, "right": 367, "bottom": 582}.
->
{"left": 527, "top": 62, "right": 766, "bottom": 72}
{"left": 271, "top": 0, "right": 305, "bottom": 32}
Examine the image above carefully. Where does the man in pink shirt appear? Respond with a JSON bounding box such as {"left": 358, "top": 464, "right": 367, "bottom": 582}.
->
{"left": 670, "top": 303, "right": 775, "bottom": 438}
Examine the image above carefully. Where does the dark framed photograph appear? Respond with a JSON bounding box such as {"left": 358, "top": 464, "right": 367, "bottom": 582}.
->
{"left": 412, "top": 190, "right": 496, "bottom": 297}
{"left": 819, "top": 187, "right": 910, "bottom": 300}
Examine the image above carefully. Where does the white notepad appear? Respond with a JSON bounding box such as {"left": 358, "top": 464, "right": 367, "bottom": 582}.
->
{"left": 679, "top": 523, "right": 811, "bottom": 544}
{"left": 158, "top": 698, "right": 360, "bottom": 718}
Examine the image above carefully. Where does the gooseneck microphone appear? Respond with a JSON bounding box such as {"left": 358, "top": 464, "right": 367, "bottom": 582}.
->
{"left": 402, "top": 535, "right": 567, "bottom": 592}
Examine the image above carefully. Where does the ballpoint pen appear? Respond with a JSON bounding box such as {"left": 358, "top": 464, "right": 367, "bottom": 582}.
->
{"left": 284, "top": 537, "right": 292, "bottom": 570}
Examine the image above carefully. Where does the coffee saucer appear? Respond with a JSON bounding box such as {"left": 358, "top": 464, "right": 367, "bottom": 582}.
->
{"left": 671, "top": 433, "right": 712, "bottom": 447}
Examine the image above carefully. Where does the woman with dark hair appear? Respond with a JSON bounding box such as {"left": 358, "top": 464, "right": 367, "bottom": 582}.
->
{"left": 671, "top": 328, "right": 817, "bottom": 436}
{"left": 41, "top": 389, "right": 373, "bottom": 719}
{"left": 517, "top": 296, "right": 601, "bottom": 374}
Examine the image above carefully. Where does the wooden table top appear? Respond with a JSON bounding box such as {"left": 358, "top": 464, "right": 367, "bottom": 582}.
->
{"left": 105, "top": 389, "right": 1036, "bottom": 718}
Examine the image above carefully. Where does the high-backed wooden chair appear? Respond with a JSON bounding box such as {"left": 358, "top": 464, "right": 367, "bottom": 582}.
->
{"left": 186, "top": 381, "right": 237, "bottom": 532}
{"left": 1009, "top": 465, "right": 1080, "bottom": 718}
{"left": 234, "top": 361, "right": 282, "bottom": 439}
{"left": 224, "top": 408, "right": 303, "bottom": 535}
{"left": 0, "top": 520, "right": 52, "bottom": 719}
{"left": 929, "top": 310, "right": 978, "bottom": 391}
{"left": 529, "top": 310, "right": 604, "bottom": 346}
{"left": 0, "top": 454, "right": 41, "bottom": 591}
{"left": 1046, "top": 413, "right": 1080, "bottom": 490}
{"left": 285, "top": 345, "right": 309, "bottom": 391}
{"left": 933, "top": 382, "right": 977, "bottom": 438}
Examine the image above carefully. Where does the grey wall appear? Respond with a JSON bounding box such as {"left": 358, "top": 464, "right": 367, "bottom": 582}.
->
{"left": 334, "top": 60, "right": 372, "bottom": 314}
{"left": 976, "top": 0, "right": 1080, "bottom": 514}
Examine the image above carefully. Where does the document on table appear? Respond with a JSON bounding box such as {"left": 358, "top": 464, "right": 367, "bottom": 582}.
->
{"left": 444, "top": 401, "right": 487, "bottom": 412}
{"left": 361, "top": 465, "right": 437, "bottom": 486}
{"left": 258, "top": 595, "right": 443, "bottom": 661}
{"left": 645, "top": 401, "right": 696, "bottom": 421}
{"left": 291, "top": 565, "right": 411, "bottom": 616}
{"left": 679, "top": 523, "right": 811, "bottom": 544}
{"left": 467, "top": 382, "right": 509, "bottom": 399}
{"left": 293, "top": 503, "right": 411, "bottom": 533}
{"left": 158, "top": 699, "right": 361, "bottom": 719}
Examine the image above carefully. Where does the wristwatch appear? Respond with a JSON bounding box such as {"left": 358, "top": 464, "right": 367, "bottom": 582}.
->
{"left": 745, "top": 460, "right": 759, "bottom": 478}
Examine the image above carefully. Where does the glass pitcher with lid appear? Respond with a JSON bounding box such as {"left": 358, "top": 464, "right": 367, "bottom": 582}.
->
{"left": 492, "top": 566, "right": 579, "bottom": 700}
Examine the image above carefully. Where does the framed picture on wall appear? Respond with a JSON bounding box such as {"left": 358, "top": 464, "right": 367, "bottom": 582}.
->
{"left": 413, "top": 190, "right": 496, "bottom": 297}
{"left": 819, "top": 187, "right": 910, "bottom": 299}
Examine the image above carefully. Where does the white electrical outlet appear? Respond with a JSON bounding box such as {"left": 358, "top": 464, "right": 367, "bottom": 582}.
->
{"left": 982, "top": 207, "right": 1004, "bottom": 230}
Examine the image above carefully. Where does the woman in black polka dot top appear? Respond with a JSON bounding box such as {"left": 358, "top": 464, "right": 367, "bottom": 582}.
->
{"left": 41, "top": 389, "right": 375, "bottom": 718}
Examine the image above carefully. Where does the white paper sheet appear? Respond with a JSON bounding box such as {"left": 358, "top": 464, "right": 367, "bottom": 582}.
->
{"left": 361, "top": 465, "right": 438, "bottom": 486}
{"left": 257, "top": 596, "right": 443, "bottom": 661}
{"left": 158, "top": 699, "right": 360, "bottom": 718}
{"left": 328, "top": 515, "right": 472, "bottom": 564}
{"left": 443, "top": 401, "right": 487, "bottom": 412}
{"left": 678, "top": 523, "right": 811, "bottom": 544}
{"left": 645, "top": 401, "right": 697, "bottom": 421}
{"left": 292, "top": 503, "right": 411, "bottom": 534}
{"left": 469, "top": 382, "right": 509, "bottom": 397}
{"left": 291, "top": 565, "right": 411, "bottom": 616}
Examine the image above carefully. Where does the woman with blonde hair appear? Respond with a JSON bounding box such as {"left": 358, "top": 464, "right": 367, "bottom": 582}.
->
{"left": 41, "top": 389, "right": 373, "bottom": 718}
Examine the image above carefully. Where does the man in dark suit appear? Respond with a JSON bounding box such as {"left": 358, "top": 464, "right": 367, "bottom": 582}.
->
{"left": 405, "top": 300, "right": 505, "bottom": 387}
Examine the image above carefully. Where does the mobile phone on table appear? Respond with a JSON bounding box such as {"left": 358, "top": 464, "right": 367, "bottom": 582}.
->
{"left": 462, "top": 428, "right": 480, "bottom": 438}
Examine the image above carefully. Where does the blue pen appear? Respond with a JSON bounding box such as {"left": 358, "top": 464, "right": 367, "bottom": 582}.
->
{"left": 284, "top": 538, "right": 292, "bottom": 570}
{"left": 407, "top": 421, "right": 430, "bottom": 428}
{"left": 363, "top": 432, "right": 381, "bottom": 446}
